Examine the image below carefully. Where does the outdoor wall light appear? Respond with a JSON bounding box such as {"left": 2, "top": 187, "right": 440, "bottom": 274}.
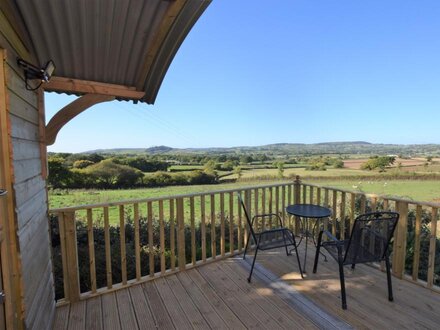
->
{"left": 17, "top": 58, "right": 56, "bottom": 91}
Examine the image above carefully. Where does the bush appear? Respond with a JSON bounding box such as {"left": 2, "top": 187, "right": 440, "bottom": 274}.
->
{"left": 48, "top": 157, "right": 73, "bottom": 188}
{"left": 82, "top": 159, "right": 143, "bottom": 188}
{"left": 73, "top": 160, "right": 94, "bottom": 169}
{"left": 50, "top": 214, "right": 237, "bottom": 300}
{"left": 114, "top": 157, "right": 169, "bottom": 172}
{"left": 144, "top": 171, "right": 217, "bottom": 187}
{"left": 361, "top": 156, "right": 396, "bottom": 171}
{"left": 306, "top": 162, "right": 327, "bottom": 171}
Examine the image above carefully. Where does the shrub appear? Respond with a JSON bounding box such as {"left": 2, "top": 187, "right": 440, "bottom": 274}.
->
{"left": 82, "top": 160, "right": 143, "bottom": 188}
{"left": 73, "top": 160, "right": 94, "bottom": 169}
{"left": 361, "top": 156, "right": 395, "bottom": 171}
{"left": 114, "top": 157, "right": 169, "bottom": 172}
{"left": 50, "top": 214, "right": 237, "bottom": 300}
{"left": 48, "top": 157, "right": 73, "bottom": 188}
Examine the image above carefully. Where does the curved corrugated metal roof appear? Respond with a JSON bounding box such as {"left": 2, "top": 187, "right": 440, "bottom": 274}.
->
{"left": 12, "top": 0, "right": 211, "bottom": 104}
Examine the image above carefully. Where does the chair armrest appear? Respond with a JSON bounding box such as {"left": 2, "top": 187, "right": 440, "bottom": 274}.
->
{"left": 319, "top": 230, "right": 344, "bottom": 247}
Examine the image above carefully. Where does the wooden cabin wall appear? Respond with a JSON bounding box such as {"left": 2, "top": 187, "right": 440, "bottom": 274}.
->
{"left": 1, "top": 21, "right": 55, "bottom": 330}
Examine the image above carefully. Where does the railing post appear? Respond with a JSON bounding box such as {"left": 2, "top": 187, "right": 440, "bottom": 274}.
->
{"left": 392, "top": 201, "right": 408, "bottom": 278}
{"left": 294, "top": 176, "right": 301, "bottom": 235}
{"left": 59, "top": 211, "right": 80, "bottom": 302}
{"left": 176, "top": 197, "right": 186, "bottom": 270}
{"left": 427, "top": 207, "right": 438, "bottom": 288}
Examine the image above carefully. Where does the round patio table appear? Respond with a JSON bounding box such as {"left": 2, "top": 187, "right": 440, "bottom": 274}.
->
{"left": 286, "top": 204, "right": 332, "bottom": 273}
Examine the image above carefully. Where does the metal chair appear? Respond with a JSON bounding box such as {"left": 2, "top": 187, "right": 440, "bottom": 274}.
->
{"left": 313, "top": 211, "right": 399, "bottom": 309}
{"left": 239, "top": 193, "right": 303, "bottom": 282}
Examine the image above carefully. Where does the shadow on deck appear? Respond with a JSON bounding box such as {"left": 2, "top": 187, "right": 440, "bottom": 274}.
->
{"left": 53, "top": 243, "right": 440, "bottom": 329}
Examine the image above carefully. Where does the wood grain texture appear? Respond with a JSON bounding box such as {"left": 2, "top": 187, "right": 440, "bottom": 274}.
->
{"left": 55, "top": 245, "right": 440, "bottom": 330}
{"left": 45, "top": 76, "right": 144, "bottom": 99}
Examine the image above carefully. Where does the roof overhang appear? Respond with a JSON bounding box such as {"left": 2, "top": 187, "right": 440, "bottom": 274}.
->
{"left": 7, "top": 0, "right": 211, "bottom": 104}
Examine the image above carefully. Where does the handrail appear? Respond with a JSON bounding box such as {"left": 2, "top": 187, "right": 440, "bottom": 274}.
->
{"left": 50, "top": 182, "right": 292, "bottom": 212}
{"left": 302, "top": 182, "right": 440, "bottom": 208}
{"left": 49, "top": 177, "right": 440, "bottom": 304}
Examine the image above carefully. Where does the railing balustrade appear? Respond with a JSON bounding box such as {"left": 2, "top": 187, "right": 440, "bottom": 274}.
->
{"left": 49, "top": 177, "right": 440, "bottom": 304}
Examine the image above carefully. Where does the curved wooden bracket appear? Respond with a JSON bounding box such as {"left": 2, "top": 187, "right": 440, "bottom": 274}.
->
{"left": 45, "top": 94, "right": 115, "bottom": 145}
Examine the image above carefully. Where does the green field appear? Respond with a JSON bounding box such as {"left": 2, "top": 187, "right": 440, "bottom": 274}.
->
{"left": 235, "top": 167, "right": 371, "bottom": 179}
{"left": 48, "top": 178, "right": 440, "bottom": 226}
{"left": 49, "top": 163, "right": 440, "bottom": 225}
{"left": 49, "top": 178, "right": 440, "bottom": 211}
{"left": 49, "top": 181, "right": 272, "bottom": 210}
{"left": 313, "top": 179, "right": 440, "bottom": 202}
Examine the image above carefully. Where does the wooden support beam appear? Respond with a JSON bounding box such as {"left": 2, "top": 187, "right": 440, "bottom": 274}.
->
{"left": 45, "top": 93, "right": 115, "bottom": 145}
{"left": 136, "top": 0, "right": 188, "bottom": 90}
{"left": 44, "top": 77, "right": 145, "bottom": 99}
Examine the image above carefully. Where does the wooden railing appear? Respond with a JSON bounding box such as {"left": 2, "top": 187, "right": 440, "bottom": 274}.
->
{"left": 49, "top": 177, "right": 440, "bottom": 304}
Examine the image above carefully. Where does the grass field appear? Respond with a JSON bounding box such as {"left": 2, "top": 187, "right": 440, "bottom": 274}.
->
{"left": 49, "top": 178, "right": 440, "bottom": 225}
{"left": 237, "top": 167, "right": 371, "bottom": 179}
{"left": 313, "top": 179, "right": 440, "bottom": 202}
{"left": 49, "top": 161, "right": 440, "bottom": 225}
{"left": 49, "top": 177, "right": 440, "bottom": 210}
{"left": 49, "top": 181, "right": 274, "bottom": 210}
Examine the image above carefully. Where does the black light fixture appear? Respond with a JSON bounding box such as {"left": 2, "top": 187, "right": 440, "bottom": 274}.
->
{"left": 17, "top": 58, "right": 56, "bottom": 91}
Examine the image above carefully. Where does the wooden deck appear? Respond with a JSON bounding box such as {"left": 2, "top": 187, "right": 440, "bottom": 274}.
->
{"left": 53, "top": 243, "right": 440, "bottom": 329}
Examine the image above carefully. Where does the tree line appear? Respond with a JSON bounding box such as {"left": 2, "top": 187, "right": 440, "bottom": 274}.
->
{"left": 48, "top": 154, "right": 218, "bottom": 189}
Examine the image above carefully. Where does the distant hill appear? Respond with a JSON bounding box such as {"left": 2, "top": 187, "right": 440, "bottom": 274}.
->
{"left": 145, "top": 146, "right": 174, "bottom": 154}
{"left": 83, "top": 142, "right": 440, "bottom": 157}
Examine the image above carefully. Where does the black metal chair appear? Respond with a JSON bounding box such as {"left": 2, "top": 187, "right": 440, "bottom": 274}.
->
{"left": 239, "top": 193, "right": 303, "bottom": 282}
{"left": 313, "top": 211, "right": 399, "bottom": 309}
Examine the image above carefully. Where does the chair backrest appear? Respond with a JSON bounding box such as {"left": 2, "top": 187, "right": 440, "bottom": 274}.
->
{"left": 238, "top": 193, "right": 258, "bottom": 243}
{"left": 344, "top": 211, "right": 399, "bottom": 265}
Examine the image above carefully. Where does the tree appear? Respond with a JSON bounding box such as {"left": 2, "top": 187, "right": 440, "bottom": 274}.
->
{"left": 48, "top": 157, "right": 72, "bottom": 188}
{"left": 273, "top": 161, "right": 285, "bottom": 178}
{"left": 221, "top": 160, "right": 236, "bottom": 171}
{"left": 234, "top": 166, "right": 243, "bottom": 180}
{"left": 360, "top": 156, "right": 396, "bottom": 171}
{"left": 73, "top": 160, "right": 94, "bottom": 169}
{"left": 83, "top": 160, "right": 143, "bottom": 188}
{"left": 203, "top": 160, "right": 218, "bottom": 176}
{"left": 332, "top": 159, "right": 344, "bottom": 168}
{"left": 239, "top": 155, "right": 253, "bottom": 164}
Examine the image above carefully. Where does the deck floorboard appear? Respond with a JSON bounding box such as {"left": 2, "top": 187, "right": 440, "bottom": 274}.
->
{"left": 54, "top": 243, "right": 440, "bottom": 329}
{"left": 128, "top": 285, "right": 156, "bottom": 329}
{"left": 85, "top": 296, "right": 102, "bottom": 330}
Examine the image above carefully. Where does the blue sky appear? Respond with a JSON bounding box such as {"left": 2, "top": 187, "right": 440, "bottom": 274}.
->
{"left": 46, "top": 0, "right": 440, "bottom": 153}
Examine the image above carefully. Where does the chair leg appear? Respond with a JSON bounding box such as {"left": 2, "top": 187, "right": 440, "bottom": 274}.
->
{"left": 313, "top": 231, "right": 323, "bottom": 273}
{"left": 248, "top": 244, "right": 259, "bottom": 283}
{"left": 293, "top": 238, "right": 304, "bottom": 279}
{"left": 385, "top": 255, "right": 394, "bottom": 302}
{"left": 338, "top": 255, "right": 347, "bottom": 310}
{"left": 283, "top": 232, "right": 290, "bottom": 256}
{"left": 243, "top": 232, "right": 251, "bottom": 260}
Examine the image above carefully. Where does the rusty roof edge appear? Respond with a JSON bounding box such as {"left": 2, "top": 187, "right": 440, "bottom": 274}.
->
{"left": 142, "top": 0, "right": 212, "bottom": 104}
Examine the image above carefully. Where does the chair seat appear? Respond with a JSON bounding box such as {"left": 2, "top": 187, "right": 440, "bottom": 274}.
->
{"left": 256, "top": 229, "right": 296, "bottom": 251}
{"left": 321, "top": 240, "right": 349, "bottom": 261}
{"left": 322, "top": 239, "right": 380, "bottom": 265}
